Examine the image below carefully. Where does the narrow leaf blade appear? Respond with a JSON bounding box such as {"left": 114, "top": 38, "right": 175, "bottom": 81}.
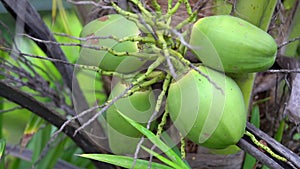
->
{"left": 78, "top": 154, "right": 173, "bottom": 169}
{"left": 0, "top": 139, "right": 6, "bottom": 169}
{"left": 141, "top": 146, "right": 181, "bottom": 169}
{"left": 117, "top": 110, "right": 189, "bottom": 168}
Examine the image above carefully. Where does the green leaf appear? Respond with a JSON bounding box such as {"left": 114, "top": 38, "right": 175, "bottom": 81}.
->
{"left": 0, "top": 57, "right": 5, "bottom": 138}
{"left": 242, "top": 153, "right": 256, "bottom": 169}
{"left": 274, "top": 119, "right": 285, "bottom": 142}
{"left": 243, "top": 105, "right": 261, "bottom": 169}
{"left": 36, "top": 136, "right": 67, "bottom": 169}
{"left": 160, "top": 132, "right": 182, "bottom": 158}
{"left": 250, "top": 105, "right": 260, "bottom": 128}
{"left": 29, "top": 125, "right": 51, "bottom": 162}
{"left": 78, "top": 154, "right": 173, "bottom": 169}
{"left": 60, "top": 139, "right": 94, "bottom": 168}
{"left": 117, "top": 110, "right": 190, "bottom": 168}
{"left": 283, "top": 0, "right": 297, "bottom": 10}
{"left": 0, "top": 98, "right": 3, "bottom": 138}
{"left": 21, "top": 115, "right": 44, "bottom": 149}
{"left": 292, "top": 133, "right": 300, "bottom": 140}
{"left": 0, "top": 139, "right": 6, "bottom": 169}
{"left": 141, "top": 146, "right": 181, "bottom": 169}
{"left": 284, "top": 3, "right": 300, "bottom": 57}
{"left": 56, "top": 0, "right": 72, "bottom": 35}
{"left": 262, "top": 165, "right": 269, "bottom": 169}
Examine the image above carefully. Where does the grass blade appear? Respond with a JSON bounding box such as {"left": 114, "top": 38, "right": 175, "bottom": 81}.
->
{"left": 0, "top": 139, "right": 6, "bottom": 169}
{"left": 117, "top": 110, "right": 190, "bottom": 168}
{"left": 78, "top": 154, "right": 173, "bottom": 169}
{"left": 250, "top": 105, "right": 260, "bottom": 128}
{"left": 141, "top": 146, "right": 182, "bottom": 169}
{"left": 36, "top": 137, "right": 67, "bottom": 169}
{"left": 274, "top": 119, "right": 285, "bottom": 142}
{"left": 243, "top": 105, "right": 261, "bottom": 169}
{"left": 21, "top": 115, "right": 44, "bottom": 149}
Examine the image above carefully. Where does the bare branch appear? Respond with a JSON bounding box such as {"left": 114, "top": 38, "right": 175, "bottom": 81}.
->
{"left": 0, "top": 106, "right": 23, "bottom": 114}
{"left": 66, "top": 0, "right": 113, "bottom": 10}
{"left": 237, "top": 138, "right": 284, "bottom": 169}
{"left": 6, "top": 144, "right": 82, "bottom": 169}
{"left": 17, "top": 33, "right": 155, "bottom": 59}
{"left": 0, "top": 81, "right": 114, "bottom": 168}
{"left": 267, "top": 69, "right": 300, "bottom": 73}
{"left": 278, "top": 36, "right": 300, "bottom": 48}
{"left": 0, "top": 1, "right": 94, "bottom": 128}
{"left": 0, "top": 53, "right": 74, "bottom": 115}
{"left": 53, "top": 105, "right": 104, "bottom": 138}
{"left": 245, "top": 122, "right": 300, "bottom": 169}
{"left": 1, "top": 0, "right": 73, "bottom": 89}
{"left": 74, "top": 84, "right": 134, "bottom": 135}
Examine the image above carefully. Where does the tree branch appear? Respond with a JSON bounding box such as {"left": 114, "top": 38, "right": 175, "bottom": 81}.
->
{"left": 0, "top": 0, "right": 73, "bottom": 89}
{"left": 0, "top": 0, "right": 91, "bottom": 114}
{"left": 237, "top": 122, "right": 300, "bottom": 169}
{"left": 246, "top": 122, "right": 300, "bottom": 168}
{"left": 237, "top": 139, "right": 284, "bottom": 169}
{"left": 0, "top": 81, "right": 114, "bottom": 169}
{"left": 5, "top": 145, "right": 81, "bottom": 169}
{"left": 0, "top": 0, "right": 104, "bottom": 141}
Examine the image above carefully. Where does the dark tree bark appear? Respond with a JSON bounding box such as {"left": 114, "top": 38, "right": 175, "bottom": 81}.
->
{"left": 0, "top": 81, "right": 115, "bottom": 169}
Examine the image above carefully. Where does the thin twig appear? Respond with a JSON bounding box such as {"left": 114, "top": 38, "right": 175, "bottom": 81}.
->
{"left": 73, "top": 84, "right": 134, "bottom": 136}
{"left": 21, "top": 33, "right": 117, "bottom": 42}
{"left": 278, "top": 36, "right": 300, "bottom": 48}
{"left": 130, "top": 4, "right": 158, "bottom": 40}
{"left": 1, "top": 53, "right": 73, "bottom": 115}
{"left": 171, "top": 29, "right": 193, "bottom": 49}
{"left": 0, "top": 47, "right": 135, "bottom": 80}
{"left": 55, "top": 32, "right": 156, "bottom": 43}
{"left": 0, "top": 81, "right": 113, "bottom": 168}
{"left": 52, "top": 105, "right": 104, "bottom": 138}
{"left": 0, "top": 106, "right": 23, "bottom": 114}
{"left": 18, "top": 33, "right": 155, "bottom": 59}
{"left": 267, "top": 69, "right": 300, "bottom": 73}
{"left": 189, "top": 64, "right": 224, "bottom": 94}
{"left": 66, "top": 0, "right": 113, "bottom": 9}
{"left": 0, "top": 47, "right": 73, "bottom": 66}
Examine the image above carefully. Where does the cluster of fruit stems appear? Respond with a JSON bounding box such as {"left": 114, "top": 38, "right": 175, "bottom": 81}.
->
{"left": 76, "top": 0, "right": 286, "bottom": 162}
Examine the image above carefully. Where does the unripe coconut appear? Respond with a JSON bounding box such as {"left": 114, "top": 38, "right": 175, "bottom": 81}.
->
{"left": 167, "top": 66, "right": 247, "bottom": 149}
{"left": 190, "top": 15, "right": 277, "bottom": 73}
{"left": 80, "top": 14, "right": 145, "bottom": 73}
